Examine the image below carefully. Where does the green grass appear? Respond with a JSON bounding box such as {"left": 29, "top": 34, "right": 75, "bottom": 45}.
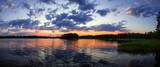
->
{"left": 101, "top": 38, "right": 146, "bottom": 41}
{"left": 118, "top": 40, "right": 160, "bottom": 54}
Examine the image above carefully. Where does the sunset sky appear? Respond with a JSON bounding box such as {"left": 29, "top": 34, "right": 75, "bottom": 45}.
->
{"left": 0, "top": 0, "right": 160, "bottom": 36}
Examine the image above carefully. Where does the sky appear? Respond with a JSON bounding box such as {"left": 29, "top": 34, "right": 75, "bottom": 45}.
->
{"left": 0, "top": 0, "right": 160, "bottom": 36}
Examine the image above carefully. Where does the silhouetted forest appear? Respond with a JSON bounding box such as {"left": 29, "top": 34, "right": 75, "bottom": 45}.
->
{"left": 79, "top": 33, "right": 152, "bottom": 39}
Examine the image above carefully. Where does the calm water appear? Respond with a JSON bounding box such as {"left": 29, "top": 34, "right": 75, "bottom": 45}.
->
{"left": 0, "top": 39, "right": 158, "bottom": 67}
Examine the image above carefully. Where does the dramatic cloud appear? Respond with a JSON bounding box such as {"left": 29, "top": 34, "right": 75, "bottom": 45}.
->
{"left": 45, "top": 9, "right": 58, "bottom": 20}
{"left": 27, "top": 8, "right": 45, "bottom": 17}
{"left": 68, "top": 0, "right": 87, "bottom": 5}
{"left": 39, "top": 0, "right": 56, "bottom": 4}
{"left": 97, "top": 8, "right": 118, "bottom": 16}
{"left": 60, "top": 20, "right": 129, "bottom": 32}
{"left": 8, "top": 19, "right": 40, "bottom": 29}
{"left": 27, "top": 10, "right": 35, "bottom": 17}
{"left": 51, "top": 13, "right": 74, "bottom": 29}
{"left": 22, "top": 2, "right": 32, "bottom": 10}
{"left": 68, "top": 12, "right": 93, "bottom": 24}
{"left": 97, "top": 8, "right": 110, "bottom": 16}
{"left": 68, "top": 0, "right": 97, "bottom": 11}
{"left": 72, "top": 10, "right": 78, "bottom": 14}
{"left": 126, "top": 5, "right": 160, "bottom": 17}
{"left": 45, "top": 14, "right": 54, "bottom": 20}
{"left": 78, "top": 3, "right": 96, "bottom": 11}
{"left": 88, "top": 20, "right": 128, "bottom": 32}
{"left": 55, "top": 20, "right": 75, "bottom": 28}
{"left": 52, "top": 20, "right": 128, "bottom": 32}
{"left": 49, "top": 11, "right": 93, "bottom": 29}
{"left": 112, "top": 8, "right": 118, "bottom": 12}
{"left": 52, "top": 13, "right": 68, "bottom": 23}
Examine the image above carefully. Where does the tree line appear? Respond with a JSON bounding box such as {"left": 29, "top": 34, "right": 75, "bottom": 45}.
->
{"left": 79, "top": 33, "right": 151, "bottom": 39}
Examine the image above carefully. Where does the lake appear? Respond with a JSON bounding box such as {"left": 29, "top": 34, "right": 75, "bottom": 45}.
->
{"left": 0, "top": 39, "right": 158, "bottom": 67}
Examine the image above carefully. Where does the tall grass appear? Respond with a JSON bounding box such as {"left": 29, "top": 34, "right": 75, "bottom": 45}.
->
{"left": 118, "top": 40, "right": 160, "bottom": 54}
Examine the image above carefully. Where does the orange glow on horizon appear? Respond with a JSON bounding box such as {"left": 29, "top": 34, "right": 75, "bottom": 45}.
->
{"left": 68, "top": 30, "right": 125, "bottom": 36}
{"left": 8, "top": 29, "right": 126, "bottom": 36}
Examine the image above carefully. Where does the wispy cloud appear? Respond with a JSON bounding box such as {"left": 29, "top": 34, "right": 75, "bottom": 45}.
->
{"left": 126, "top": 5, "right": 160, "bottom": 17}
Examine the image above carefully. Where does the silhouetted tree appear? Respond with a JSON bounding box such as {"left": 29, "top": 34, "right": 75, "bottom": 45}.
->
{"left": 155, "top": 11, "right": 160, "bottom": 39}
{"left": 156, "top": 11, "right": 160, "bottom": 31}
{"left": 61, "top": 33, "right": 79, "bottom": 39}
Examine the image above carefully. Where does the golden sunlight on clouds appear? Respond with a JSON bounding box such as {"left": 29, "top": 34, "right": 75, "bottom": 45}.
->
{"left": 126, "top": 6, "right": 133, "bottom": 14}
{"left": 10, "top": 29, "right": 125, "bottom": 36}
{"left": 68, "top": 30, "right": 125, "bottom": 36}
{"left": 36, "top": 30, "right": 125, "bottom": 36}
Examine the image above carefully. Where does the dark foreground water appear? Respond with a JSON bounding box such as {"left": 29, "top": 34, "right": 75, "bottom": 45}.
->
{"left": 0, "top": 39, "right": 158, "bottom": 67}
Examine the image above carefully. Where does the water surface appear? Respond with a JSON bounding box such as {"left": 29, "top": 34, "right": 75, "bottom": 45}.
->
{"left": 0, "top": 39, "right": 158, "bottom": 67}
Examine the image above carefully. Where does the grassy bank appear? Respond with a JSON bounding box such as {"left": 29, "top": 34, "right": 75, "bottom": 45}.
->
{"left": 99, "top": 38, "right": 146, "bottom": 41}
{"left": 118, "top": 40, "right": 160, "bottom": 54}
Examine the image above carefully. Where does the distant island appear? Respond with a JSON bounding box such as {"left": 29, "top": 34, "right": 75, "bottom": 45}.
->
{"left": 60, "top": 33, "right": 79, "bottom": 39}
